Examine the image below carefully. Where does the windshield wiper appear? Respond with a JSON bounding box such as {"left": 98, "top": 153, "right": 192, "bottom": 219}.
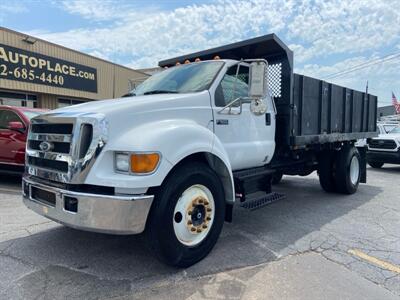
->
{"left": 143, "top": 90, "right": 178, "bottom": 95}
{"left": 122, "top": 91, "right": 136, "bottom": 97}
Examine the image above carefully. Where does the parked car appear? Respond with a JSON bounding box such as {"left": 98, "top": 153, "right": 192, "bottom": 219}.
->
{"left": 0, "top": 106, "right": 48, "bottom": 175}
{"left": 367, "top": 126, "right": 400, "bottom": 168}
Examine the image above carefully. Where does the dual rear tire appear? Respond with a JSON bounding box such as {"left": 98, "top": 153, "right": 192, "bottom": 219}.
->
{"left": 318, "top": 146, "right": 361, "bottom": 194}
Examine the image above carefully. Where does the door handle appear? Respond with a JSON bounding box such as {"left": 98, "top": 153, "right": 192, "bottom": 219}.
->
{"left": 265, "top": 113, "right": 271, "bottom": 126}
{"left": 216, "top": 119, "right": 229, "bottom": 125}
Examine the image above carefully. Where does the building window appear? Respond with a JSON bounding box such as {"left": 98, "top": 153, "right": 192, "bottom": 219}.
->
{"left": 0, "top": 90, "right": 37, "bottom": 108}
{"left": 57, "top": 98, "right": 85, "bottom": 108}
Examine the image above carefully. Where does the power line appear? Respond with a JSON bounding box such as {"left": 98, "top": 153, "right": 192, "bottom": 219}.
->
{"left": 324, "top": 51, "right": 400, "bottom": 80}
{"left": 325, "top": 50, "right": 400, "bottom": 79}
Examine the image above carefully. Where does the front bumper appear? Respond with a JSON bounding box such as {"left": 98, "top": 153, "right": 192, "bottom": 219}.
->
{"left": 367, "top": 150, "right": 400, "bottom": 164}
{"left": 22, "top": 177, "right": 154, "bottom": 235}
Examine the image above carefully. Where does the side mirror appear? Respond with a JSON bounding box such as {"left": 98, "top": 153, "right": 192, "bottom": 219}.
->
{"left": 7, "top": 121, "right": 25, "bottom": 132}
{"left": 249, "top": 61, "right": 268, "bottom": 99}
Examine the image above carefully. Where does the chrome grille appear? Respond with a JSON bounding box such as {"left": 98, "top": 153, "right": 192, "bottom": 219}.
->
{"left": 26, "top": 113, "right": 108, "bottom": 183}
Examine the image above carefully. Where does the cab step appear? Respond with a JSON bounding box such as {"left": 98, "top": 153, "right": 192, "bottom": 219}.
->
{"left": 233, "top": 166, "right": 275, "bottom": 202}
{"left": 240, "top": 191, "right": 285, "bottom": 210}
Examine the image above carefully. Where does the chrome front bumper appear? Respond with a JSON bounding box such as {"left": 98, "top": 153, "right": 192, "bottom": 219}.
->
{"left": 22, "top": 177, "right": 154, "bottom": 235}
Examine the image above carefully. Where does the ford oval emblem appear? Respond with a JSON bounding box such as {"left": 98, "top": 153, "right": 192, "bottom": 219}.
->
{"left": 39, "top": 141, "right": 53, "bottom": 152}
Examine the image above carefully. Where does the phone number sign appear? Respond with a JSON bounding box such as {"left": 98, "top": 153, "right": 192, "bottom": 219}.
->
{"left": 0, "top": 43, "right": 98, "bottom": 93}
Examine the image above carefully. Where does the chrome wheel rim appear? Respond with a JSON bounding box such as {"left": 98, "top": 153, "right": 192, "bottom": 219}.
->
{"left": 173, "top": 184, "right": 215, "bottom": 247}
{"left": 350, "top": 156, "right": 360, "bottom": 185}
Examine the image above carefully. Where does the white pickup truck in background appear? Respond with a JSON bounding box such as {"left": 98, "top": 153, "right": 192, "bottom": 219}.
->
{"left": 367, "top": 125, "right": 400, "bottom": 168}
{"left": 22, "top": 34, "right": 378, "bottom": 267}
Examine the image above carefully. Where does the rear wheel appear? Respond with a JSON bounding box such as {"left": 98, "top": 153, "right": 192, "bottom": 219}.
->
{"left": 318, "top": 151, "right": 337, "bottom": 193}
{"left": 335, "top": 146, "right": 361, "bottom": 194}
{"left": 146, "top": 162, "right": 225, "bottom": 267}
{"left": 368, "top": 161, "right": 384, "bottom": 169}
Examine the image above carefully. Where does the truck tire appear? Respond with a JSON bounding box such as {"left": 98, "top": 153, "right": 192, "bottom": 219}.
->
{"left": 272, "top": 172, "right": 283, "bottom": 184}
{"left": 335, "top": 146, "right": 361, "bottom": 194}
{"left": 368, "top": 162, "right": 384, "bottom": 169}
{"left": 318, "top": 151, "right": 337, "bottom": 193}
{"left": 145, "top": 162, "right": 225, "bottom": 268}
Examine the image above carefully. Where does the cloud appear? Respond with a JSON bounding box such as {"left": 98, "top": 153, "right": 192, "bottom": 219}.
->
{"left": 286, "top": 0, "right": 400, "bottom": 63}
{"left": 0, "top": 2, "right": 28, "bottom": 23}
{"left": 31, "top": 0, "right": 296, "bottom": 68}
{"left": 24, "top": 0, "right": 400, "bottom": 105}
{"left": 60, "top": 0, "right": 160, "bottom": 22}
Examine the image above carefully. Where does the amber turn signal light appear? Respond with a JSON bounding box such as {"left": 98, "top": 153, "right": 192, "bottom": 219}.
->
{"left": 130, "top": 153, "right": 160, "bottom": 174}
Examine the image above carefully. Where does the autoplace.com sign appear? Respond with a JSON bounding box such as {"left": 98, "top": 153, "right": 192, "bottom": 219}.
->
{"left": 0, "top": 43, "right": 98, "bottom": 93}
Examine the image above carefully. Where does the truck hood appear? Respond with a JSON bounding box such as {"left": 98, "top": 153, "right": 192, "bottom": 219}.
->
{"left": 375, "top": 133, "right": 400, "bottom": 140}
{"left": 46, "top": 92, "right": 207, "bottom": 117}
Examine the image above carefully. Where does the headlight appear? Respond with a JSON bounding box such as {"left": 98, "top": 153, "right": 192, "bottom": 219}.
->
{"left": 114, "top": 152, "right": 160, "bottom": 174}
{"left": 115, "top": 153, "right": 130, "bottom": 172}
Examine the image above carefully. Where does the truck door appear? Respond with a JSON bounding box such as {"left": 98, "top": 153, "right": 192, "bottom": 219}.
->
{"left": 212, "top": 64, "right": 275, "bottom": 170}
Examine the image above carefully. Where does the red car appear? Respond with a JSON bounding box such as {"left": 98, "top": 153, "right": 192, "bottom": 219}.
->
{"left": 0, "top": 106, "right": 48, "bottom": 175}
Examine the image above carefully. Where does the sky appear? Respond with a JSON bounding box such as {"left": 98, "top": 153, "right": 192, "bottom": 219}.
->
{"left": 1, "top": 0, "right": 399, "bottom": 106}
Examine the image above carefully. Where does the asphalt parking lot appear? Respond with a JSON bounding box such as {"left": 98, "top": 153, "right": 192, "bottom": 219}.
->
{"left": 0, "top": 166, "right": 399, "bottom": 299}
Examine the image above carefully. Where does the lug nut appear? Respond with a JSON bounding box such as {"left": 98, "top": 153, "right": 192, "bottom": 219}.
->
{"left": 206, "top": 217, "right": 211, "bottom": 221}
{"left": 187, "top": 220, "right": 192, "bottom": 225}
{"left": 199, "top": 199, "right": 204, "bottom": 204}
{"left": 204, "top": 201, "right": 209, "bottom": 205}
{"left": 202, "top": 224, "right": 207, "bottom": 229}
{"left": 197, "top": 228, "right": 202, "bottom": 233}
{"left": 191, "top": 227, "right": 196, "bottom": 232}
{"left": 207, "top": 208, "right": 212, "bottom": 212}
{"left": 188, "top": 210, "right": 192, "bottom": 215}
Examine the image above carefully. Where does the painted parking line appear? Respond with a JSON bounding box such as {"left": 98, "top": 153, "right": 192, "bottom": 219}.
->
{"left": 348, "top": 249, "right": 400, "bottom": 274}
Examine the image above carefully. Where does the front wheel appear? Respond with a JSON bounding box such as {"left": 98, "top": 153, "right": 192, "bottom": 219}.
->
{"left": 146, "top": 162, "right": 225, "bottom": 267}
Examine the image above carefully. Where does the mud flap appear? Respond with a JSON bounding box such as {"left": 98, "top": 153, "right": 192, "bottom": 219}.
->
{"left": 357, "top": 146, "right": 367, "bottom": 183}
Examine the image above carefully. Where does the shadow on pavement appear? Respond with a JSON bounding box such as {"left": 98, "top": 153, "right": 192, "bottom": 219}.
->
{"left": 0, "top": 174, "right": 22, "bottom": 190}
{"left": 367, "top": 164, "right": 400, "bottom": 174}
{"left": 0, "top": 175, "right": 383, "bottom": 299}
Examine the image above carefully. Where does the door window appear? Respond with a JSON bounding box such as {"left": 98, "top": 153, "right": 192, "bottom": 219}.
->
{"left": 215, "top": 65, "right": 249, "bottom": 107}
{"left": 0, "top": 110, "right": 22, "bottom": 129}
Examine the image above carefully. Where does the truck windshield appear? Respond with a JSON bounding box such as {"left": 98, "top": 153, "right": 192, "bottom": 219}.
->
{"left": 389, "top": 126, "right": 400, "bottom": 134}
{"left": 132, "top": 61, "right": 224, "bottom": 96}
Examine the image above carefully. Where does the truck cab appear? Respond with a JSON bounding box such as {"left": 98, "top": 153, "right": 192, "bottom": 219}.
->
{"left": 22, "top": 34, "right": 377, "bottom": 267}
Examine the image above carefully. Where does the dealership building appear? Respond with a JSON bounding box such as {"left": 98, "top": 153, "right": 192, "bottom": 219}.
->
{"left": 0, "top": 27, "right": 148, "bottom": 109}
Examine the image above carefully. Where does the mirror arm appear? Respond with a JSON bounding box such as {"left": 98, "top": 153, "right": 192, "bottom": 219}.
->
{"left": 217, "top": 96, "right": 252, "bottom": 114}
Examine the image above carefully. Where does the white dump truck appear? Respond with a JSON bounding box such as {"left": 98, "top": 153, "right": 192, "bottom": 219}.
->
{"left": 22, "top": 34, "right": 377, "bottom": 267}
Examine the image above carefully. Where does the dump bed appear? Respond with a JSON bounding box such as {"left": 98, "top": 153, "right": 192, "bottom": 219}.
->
{"left": 291, "top": 74, "right": 377, "bottom": 146}
{"left": 159, "top": 34, "right": 378, "bottom": 147}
